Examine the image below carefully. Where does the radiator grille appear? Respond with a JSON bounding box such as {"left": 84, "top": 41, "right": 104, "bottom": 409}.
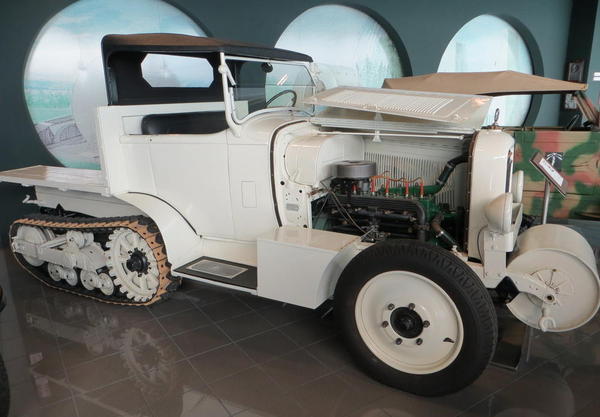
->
{"left": 365, "top": 151, "right": 458, "bottom": 208}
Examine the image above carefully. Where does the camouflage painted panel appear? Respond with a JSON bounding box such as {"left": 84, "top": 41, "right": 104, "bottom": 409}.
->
{"left": 512, "top": 130, "right": 599, "bottom": 219}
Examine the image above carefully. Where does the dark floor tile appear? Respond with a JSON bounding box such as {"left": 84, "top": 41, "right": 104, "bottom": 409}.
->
{"left": 147, "top": 294, "right": 196, "bottom": 318}
{"left": 0, "top": 319, "right": 24, "bottom": 341}
{"left": 139, "top": 359, "right": 207, "bottom": 399}
{"left": 279, "top": 317, "right": 337, "bottom": 347}
{"left": 236, "top": 329, "right": 298, "bottom": 363}
{"left": 200, "top": 298, "right": 251, "bottom": 322}
{"left": 66, "top": 353, "right": 131, "bottom": 393}
{"left": 157, "top": 308, "right": 210, "bottom": 335}
{"left": 110, "top": 319, "right": 169, "bottom": 348}
{"left": 14, "top": 320, "right": 63, "bottom": 354}
{"left": 0, "top": 335, "right": 27, "bottom": 361}
{"left": 172, "top": 324, "right": 230, "bottom": 357}
{"left": 146, "top": 388, "right": 230, "bottom": 417}
{"left": 5, "top": 355, "right": 33, "bottom": 387}
{"left": 27, "top": 346, "right": 66, "bottom": 380}
{"left": 5, "top": 347, "right": 66, "bottom": 388}
{"left": 46, "top": 292, "right": 95, "bottom": 325}
{"left": 8, "top": 375, "right": 73, "bottom": 413}
{"left": 304, "top": 336, "right": 354, "bottom": 371}
{"left": 233, "top": 410, "right": 280, "bottom": 417}
{"left": 59, "top": 339, "right": 118, "bottom": 369}
{"left": 291, "top": 371, "right": 388, "bottom": 417}
{"left": 36, "top": 397, "right": 79, "bottom": 417}
{"left": 96, "top": 303, "right": 154, "bottom": 326}
{"left": 217, "top": 311, "right": 273, "bottom": 341}
{"left": 257, "top": 303, "right": 312, "bottom": 327}
{"left": 526, "top": 328, "right": 588, "bottom": 363}
{"left": 84, "top": 377, "right": 149, "bottom": 416}
{"left": 0, "top": 305, "right": 19, "bottom": 324}
{"left": 345, "top": 406, "right": 391, "bottom": 417}
{"left": 210, "top": 366, "right": 305, "bottom": 417}
{"left": 122, "top": 335, "right": 184, "bottom": 376}
{"left": 234, "top": 293, "right": 279, "bottom": 311}
{"left": 75, "top": 393, "right": 151, "bottom": 417}
{"left": 190, "top": 343, "right": 255, "bottom": 383}
{"left": 259, "top": 348, "right": 330, "bottom": 392}
{"left": 185, "top": 285, "right": 235, "bottom": 307}
{"left": 575, "top": 396, "right": 600, "bottom": 417}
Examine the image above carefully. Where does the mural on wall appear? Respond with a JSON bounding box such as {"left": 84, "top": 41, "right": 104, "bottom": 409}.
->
{"left": 275, "top": 5, "right": 403, "bottom": 90}
{"left": 513, "top": 130, "right": 600, "bottom": 220}
{"left": 438, "top": 15, "right": 533, "bottom": 126}
{"left": 24, "top": 0, "right": 206, "bottom": 170}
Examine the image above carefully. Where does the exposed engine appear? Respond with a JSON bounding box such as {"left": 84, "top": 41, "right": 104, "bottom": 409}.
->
{"left": 312, "top": 156, "right": 467, "bottom": 248}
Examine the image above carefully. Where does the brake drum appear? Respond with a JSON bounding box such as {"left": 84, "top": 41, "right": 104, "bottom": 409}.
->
{"left": 507, "top": 224, "right": 600, "bottom": 332}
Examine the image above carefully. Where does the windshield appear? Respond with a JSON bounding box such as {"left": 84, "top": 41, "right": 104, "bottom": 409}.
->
{"left": 225, "top": 57, "right": 315, "bottom": 120}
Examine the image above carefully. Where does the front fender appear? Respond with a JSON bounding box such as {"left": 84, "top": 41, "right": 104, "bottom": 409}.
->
{"left": 116, "top": 192, "right": 202, "bottom": 269}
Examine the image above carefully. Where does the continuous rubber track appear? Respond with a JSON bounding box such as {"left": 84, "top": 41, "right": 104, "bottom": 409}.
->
{"left": 9, "top": 214, "right": 180, "bottom": 306}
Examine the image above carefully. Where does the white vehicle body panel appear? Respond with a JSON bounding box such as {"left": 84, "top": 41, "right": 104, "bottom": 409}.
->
{"left": 257, "top": 226, "right": 362, "bottom": 308}
{"left": 35, "top": 187, "right": 144, "bottom": 218}
{"left": 304, "top": 86, "right": 492, "bottom": 129}
{"left": 467, "top": 129, "right": 516, "bottom": 260}
{"left": 0, "top": 165, "right": 109, "bottom": 195}
{"left": 96, "top": 103, "right": 235, "bottom": 239}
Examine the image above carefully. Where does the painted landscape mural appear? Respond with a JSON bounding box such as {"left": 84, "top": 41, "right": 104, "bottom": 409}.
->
{"left": 24, "top": 0, "right": 205, "bottom": 169}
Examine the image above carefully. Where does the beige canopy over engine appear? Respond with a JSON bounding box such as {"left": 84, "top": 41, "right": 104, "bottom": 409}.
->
{"left": 383, "top": 70, "right": 598, "bottom": 126}
{"left": 382, "top": 71, "right": 587, "bottom": 95}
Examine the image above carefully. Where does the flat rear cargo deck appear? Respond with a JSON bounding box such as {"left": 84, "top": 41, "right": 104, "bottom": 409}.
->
{"left": 0, "top": 165, "right": 109, "bottom": 195}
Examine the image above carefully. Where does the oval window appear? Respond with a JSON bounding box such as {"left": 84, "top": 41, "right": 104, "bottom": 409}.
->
{"left": 24, "top": 0, "right": 206, "bottom": 169}
{"left": 275, "top": 5, "right": 403, "bottom": 90}
{"left": 438, "top": 15, "right": 533, "bottom": 126}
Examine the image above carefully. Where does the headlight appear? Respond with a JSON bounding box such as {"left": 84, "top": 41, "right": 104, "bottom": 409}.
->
{"left": 512, "top": 170, "right": 524, "bottom": 204}
{"left": 484, "top": 193, "right": 513, "bottom": 234}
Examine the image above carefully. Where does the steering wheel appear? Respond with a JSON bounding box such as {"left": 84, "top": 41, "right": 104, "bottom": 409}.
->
{"left": 266, "top": 89, "right": 297, "bottom": 107}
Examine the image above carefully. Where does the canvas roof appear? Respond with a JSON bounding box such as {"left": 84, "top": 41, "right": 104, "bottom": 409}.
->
{"left": 102, "top": 33, "right": 312, "bottom": 62}
{"left": 383, "top": 71, "right": 587, "bottom": 96}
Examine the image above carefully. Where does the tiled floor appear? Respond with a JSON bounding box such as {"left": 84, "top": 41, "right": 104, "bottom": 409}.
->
{"left": 1, "top": 247, "right": 599, "bottom": 417}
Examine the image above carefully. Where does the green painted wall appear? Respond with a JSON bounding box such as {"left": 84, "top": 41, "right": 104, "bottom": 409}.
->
{"left": 0, "top": 0, "right": 578, "bottom": 244}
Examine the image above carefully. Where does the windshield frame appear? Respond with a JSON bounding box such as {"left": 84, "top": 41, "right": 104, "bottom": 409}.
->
{"left": 219, "top": 53, "right": 316, "bottom": 128}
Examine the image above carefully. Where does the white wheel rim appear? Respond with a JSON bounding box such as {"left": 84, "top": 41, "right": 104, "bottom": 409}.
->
{"left": 47, "top": 263, "right": 63, "bottom": 282}
{"left": 98, "top": 273, "right": 115, "bottom": 296}
{"left": 80, "top": 270, "right": 98, "bottom": 291}
{"left": 355, "top": 271, "right": 464, "bottom": 374}
{"left": 107, "top": 228, "right": 160, "bottom": 302}
{"left": 63, "top": 268, "right": 78, "bottom": 286}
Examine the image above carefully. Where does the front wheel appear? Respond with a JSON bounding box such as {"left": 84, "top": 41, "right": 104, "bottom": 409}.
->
{"left": 335, "top": 240, "right": 497, "bottom": 396}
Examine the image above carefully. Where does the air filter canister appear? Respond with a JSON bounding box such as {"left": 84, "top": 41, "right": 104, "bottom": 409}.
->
{"left": 335, "top": 160, "right": 376, "bottom": 179}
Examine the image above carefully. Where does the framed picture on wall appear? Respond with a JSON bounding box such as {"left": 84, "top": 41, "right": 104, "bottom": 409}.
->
{"left": 564, "top": 60, "right": 585, "bottom": 109}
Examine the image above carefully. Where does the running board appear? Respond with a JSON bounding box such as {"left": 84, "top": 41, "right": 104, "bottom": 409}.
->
{"left": 174, "top": 257, "right": 257, "bottom": 289}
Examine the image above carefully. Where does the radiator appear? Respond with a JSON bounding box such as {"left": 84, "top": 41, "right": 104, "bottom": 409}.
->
{"left": 365, "top": 151, "right": 462, "bottom": 209}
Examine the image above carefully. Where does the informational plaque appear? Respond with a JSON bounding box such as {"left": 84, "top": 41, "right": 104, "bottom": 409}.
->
{"left": 530, "top": 151, "right": 568, "bottom": 196}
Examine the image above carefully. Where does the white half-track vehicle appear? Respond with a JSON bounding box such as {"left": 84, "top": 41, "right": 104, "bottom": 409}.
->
{"left": 1, "top": 34, "right": 598, "bottom": 396}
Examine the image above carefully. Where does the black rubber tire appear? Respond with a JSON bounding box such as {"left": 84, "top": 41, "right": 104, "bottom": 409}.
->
{"left": 0, "top": 354, "right": 9, "bottom": 417}
{"left": 334, "top": 239, "right": 497, "bottom": 396}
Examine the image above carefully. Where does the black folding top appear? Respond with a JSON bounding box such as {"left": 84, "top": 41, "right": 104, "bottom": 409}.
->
{"left": 102, "top": 33, "right": 312, "bottom": 62}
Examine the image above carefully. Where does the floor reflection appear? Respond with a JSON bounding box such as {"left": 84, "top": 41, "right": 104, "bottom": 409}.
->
{"left": 1, "top": 247, "right": 599, "bottom": 417}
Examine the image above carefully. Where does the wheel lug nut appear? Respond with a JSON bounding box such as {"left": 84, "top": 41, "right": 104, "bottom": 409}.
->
{"left": 408, "top": 303, "right": 415, "bottom": 310}
{"left": 395, "top": 338, "right": 403, "bottom": 345}
{"left": 387, "top": 304, "right": 395, "bottom": 310}
{"left": 381, "top": 321, "right": 389, "bottom": 328}
{"left": 416, "top": 338, "right": 423, "bottom": 345}
{"left": 423, "top": 320, "right": 430, "bottom": 328}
